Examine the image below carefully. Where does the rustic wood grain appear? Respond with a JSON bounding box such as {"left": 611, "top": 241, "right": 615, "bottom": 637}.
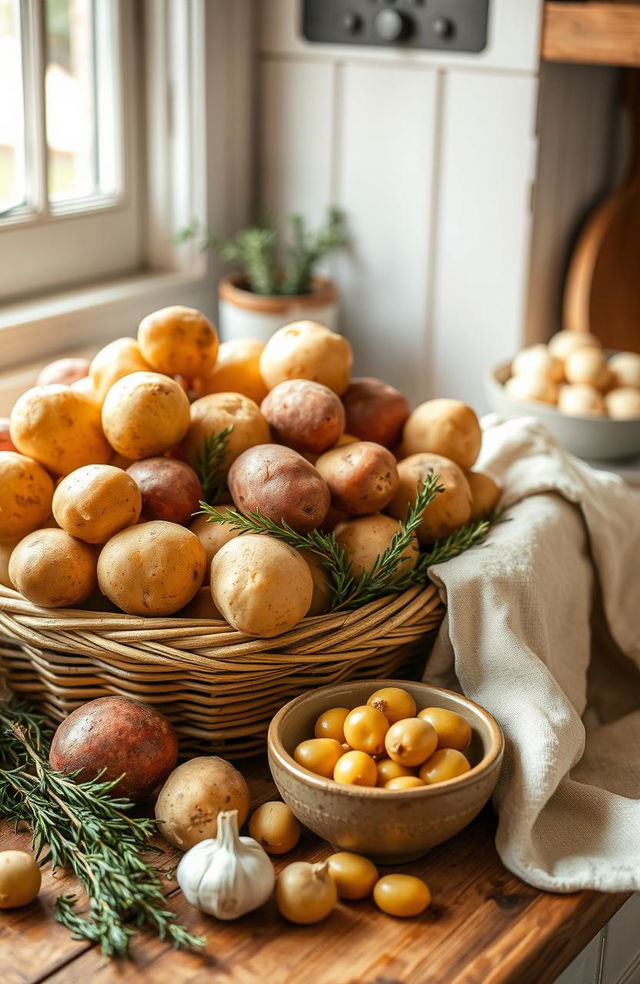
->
{"left": 542, "top": 3, "right": 640, "bottom": 67}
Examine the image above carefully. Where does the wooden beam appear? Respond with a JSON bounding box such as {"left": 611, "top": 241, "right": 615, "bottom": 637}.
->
{"left": 542, "top": 3, "right": 640, "bottom": 67}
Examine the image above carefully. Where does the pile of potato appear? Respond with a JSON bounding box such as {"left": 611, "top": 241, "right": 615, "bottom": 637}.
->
{"left": 504, "top": 330, "right": 640, "bottom": 419}
{"left": 0, "top": 308, "right": 500, "bottom": 638}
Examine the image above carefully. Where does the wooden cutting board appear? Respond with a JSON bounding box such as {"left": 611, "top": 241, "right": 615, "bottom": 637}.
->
{"left": 563, "top": 70, "right": 640, "bottom": 353}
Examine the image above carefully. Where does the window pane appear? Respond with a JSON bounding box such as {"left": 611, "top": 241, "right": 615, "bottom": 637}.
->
{"left": 0, "top": 0, "right": 26, "bottom": 215}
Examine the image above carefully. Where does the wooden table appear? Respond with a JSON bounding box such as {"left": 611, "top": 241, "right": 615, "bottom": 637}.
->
{"left": 0, "top": 760, "right": 629, "bottom": 984}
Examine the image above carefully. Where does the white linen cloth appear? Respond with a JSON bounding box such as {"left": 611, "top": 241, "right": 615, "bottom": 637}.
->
{"left": 425, "top": 415, "right": 640, "bottom": 892}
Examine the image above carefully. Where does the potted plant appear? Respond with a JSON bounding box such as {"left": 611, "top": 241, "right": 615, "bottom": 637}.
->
{"left": 180, "top": 208, "right": 347, "bottom": 341}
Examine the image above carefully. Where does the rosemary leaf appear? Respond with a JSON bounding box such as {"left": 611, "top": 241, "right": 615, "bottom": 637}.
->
{"left": 196, "top": 426, "right": 232, "bottom": 505}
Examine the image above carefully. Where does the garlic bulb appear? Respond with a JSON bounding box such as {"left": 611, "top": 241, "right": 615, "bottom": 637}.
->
{"left": 176, "top": 809, "right": 275, "bottom": 920}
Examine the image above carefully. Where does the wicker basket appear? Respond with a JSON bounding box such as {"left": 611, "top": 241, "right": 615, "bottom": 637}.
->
{"left": 0, "top": 582, "right": 444, "bottom": 757}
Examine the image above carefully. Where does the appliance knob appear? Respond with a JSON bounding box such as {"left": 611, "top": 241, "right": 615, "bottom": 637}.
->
{"left": 432, "top": 16, "right": 455, "bottom": 40}
{"left": 342, "top": 11, "right": 362, "bottom": 34}
{"left": 373, "top": 9, "right": 412, "bottom": 43}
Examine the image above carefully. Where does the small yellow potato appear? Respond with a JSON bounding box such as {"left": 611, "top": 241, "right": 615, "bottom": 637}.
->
{"left": 368, "top": 687, "right": 417, "bottom": 724}
{"left": 388, "top": 452, "right": 472, "bottom": 545}
{"left": 249, "top": 801, "right": 301, "bottom": 855}
{"left": 102, "top": 372, "right": 190, "bottom": 460}
{"left": 511, "top": 344, "right": 563, "bottom": 383}
{"left": 385, "top": 717, "right": 438, "bottom": 767}
{"left": 89, "top": 337, "right": 153, "bottom": 402}
{"left": 294, "top": 738, "right": 345, "bottom": 778}
{"left": 0, "top": 850, "right": 41, "bottom": 909}
{"left": 376, "top": 758, "right": 416, "bottom": 786}
{"left": 9, "top": 529, "right": 97, "bottom": 608}
{"left": 334, "top": 514, "right": 419, "bottom": 577}
{"left": 465, "top": 470, "right": 502, "bottom": 521}
{"left": 53, "top": 464, "right": 142, "bottom": 544}
{"left": 10, "top": 386, "right": 111, "bottom": 475}
{"left": 189, "top": 509, "right": 239, "bottom": 584}
{"left": 0, "top": 451, "right": 54, "bottom": 542}
{"left": 419, "top": 748, "right": 471, "bottom": 784}
{"left": 609, "top": 351, "right": 640, "bottom": 389}
{"left": 548, "top": 329, "right": 600, "bottom": 362}
{"left": 418, "top": 707, "right": 472, "bottom": 751}
{"left": 200, "top": 338, "right": 268, "bottom": 404}
{"left": 385, "top": 775, "right": 425, "bottom": 790}
{"left": 260, "top": 321, "right": 353, "bottom": 396}
{"left": 333, "top": 749, "right": 378, "bottom": 787}
{"left": 504, "top": 372, "right": 558, "bottom": 405}
{"left": 564, "top": 347, "right": 608, "bottom": 388}
{"left": 373, "top": 874, "right": 431, "bottom": 918}
{"left": 605, "top": 387, "right": 640, "bottom": 419}
{"left": 210, "top": 534, "right": 313, "bottom": 637}
{"left": 327, "top": 852, "right": 378, "bottom": 900}
{"left": 182, "top": 392, "right": 271, "bottom": 474}
{"left": 557, "top": 383, "right": 605, "bottom": 417}
{"left": 138, "top": 305, "right": 219, "bottom": 379}
{"left": 276, "top": 861, "right": 337, "bottom": 925}
{"left": 314, "top": 707, "right": 350, "bottom": 743}
{"left": 0, "top": 539, "right": 18, "bottom": 587}
{"left": 299, "top": 549, "right": 332, "bottom": 616}
{"left": 343, "top": 705, "right": 390, "bottom": 756}
{"left": 402, "top": 399, "right": 481, "bottom": 470}
{"left": 97, "top": 521, "right": 206, "bottom": 615}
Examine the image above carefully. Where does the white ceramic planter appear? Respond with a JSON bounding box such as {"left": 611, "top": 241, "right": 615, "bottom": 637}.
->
{"left": 218, "top": 274, "right": 339, "bottom": 343}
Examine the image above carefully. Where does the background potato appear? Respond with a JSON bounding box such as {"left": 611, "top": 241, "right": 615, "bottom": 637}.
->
{"left": 9, "top": 528, "right": 97, "bottom": 607}
{"left": 260, "top": 321, "right": 353, "bottom": 395}
{"left": 402, "top": 399, "right": 482, "bottom": 470}
{"left": 190, "top": 509, "right": 239, "bottom": 583}
{"left": 557, "top": 383, "right": 605, "bottom": 417}
{"left": 228, "top": 445, "right": 330, "bottom": 533}
{"left": 564, "top": 347, "right": 609, "bottom": 388}
{"left": 299, "top": 548, "right": 332, "bottom": 616}
{"left": 0, "top": 417, "right": 17, "bottom": 452}
{"left": 102, "top": 372, "right": 191, "bottom": 460}
{"left": 315, "top": 441, "right": 399, "bottom": 515}
{"left": 505, "top": 372, "right": 558, "bottom": 405}
{"left": 0, "top": 451, "right": 54, "bottom": 542}
{"left": 10, "top": 386, "right": 111, "bottom": 475}
{"left": 98, "top": 521, "right": 206, "bottom": 616}
{"left": 70, "top": 376, "right": 101, "bottom": 403}
{"left": 182, "top": 392, "right": 270, "bottom": 474}
{"left": 465, "top": 470, "right": 502, "bottom": 521}
{"left": 261, "top": 379, "right": 345, "bottom": 453}
{"left": 178, "top": 586, "right": 224, "bottom": 619}
{"left": 211, "top": 534, "right": 313, "bottom": 637}
{"left": 37, "top": 357, "right": 90, "bottom": 387}
{"left": 0, "top": 540, "right": 18, "bottom": 587}
{"left": 609, "top": 351, "right": 640, "bottom": 389}
{"left": 53, "top": 464, "right": 141, "bottom": 543}
{"left": 89, "top": 337, "right": 152, "bottom": 402}
{"left": 126, "top": 458, "right": 202, "bottom": 525}
{"left": 138, "top": 306, "right": 219, "bottom": 379}
{"left": 605, "top": 387, "right": 640, "bottom": 419}
{"left": 200, "top": 338, "right": 268, "bottom": 404}
{"left": 388, "top": 452, "right": 472, "bottom": 544}
{"left": 548, "top": 329, "right": 600, "bottom": 362}
{"left": 342, "top": 377, "right": 410, "bottom": 448}
{"left": 334, "top": 513, "right": 419, "bottom": 576}
{"left": 511, "top": 344, "right": 563, "bottom": 383}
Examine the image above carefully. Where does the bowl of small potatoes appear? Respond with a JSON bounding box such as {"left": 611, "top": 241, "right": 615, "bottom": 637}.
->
{"left": 486, "top": 331, "right": 640, "bottom": 460}
{"left": 267, "top": 679, "right": 504, "bottom": 864}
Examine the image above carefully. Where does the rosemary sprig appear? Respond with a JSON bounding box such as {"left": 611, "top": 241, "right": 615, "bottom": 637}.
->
{"left": 0, "top": 702, "right": 203, "bottom": 959}
{"left": 196, "top": 426, "right": 232, "bottom": 505}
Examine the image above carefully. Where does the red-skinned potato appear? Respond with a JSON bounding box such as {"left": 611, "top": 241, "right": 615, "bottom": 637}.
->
{"left": 261, "top": 379, "right": 345, "bottom": 453}
{"left": 388, "top": 452, "right": 472, "bottom": 544}
{"left": 342, "top": 377, "right": 410, "bottom": 448}
{"left": 315, "top": 441, "right": 399, "bottom": 515}
{"left": 228, "top": 445, "right": 330, "bottom": 533}
{"left": 49, "top": 696, "right": 178, "bottom": 802}
{"left": 0, "top": 418, "right": 17, "bottom": 452}
{"left": 37, "top": 357, "right": 90, "bottom": 387}
{"left": 126, "top": 458, "right": 202, "bottom": 525}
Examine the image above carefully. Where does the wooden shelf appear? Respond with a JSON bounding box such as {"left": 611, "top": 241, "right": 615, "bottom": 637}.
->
{"left": 542, "top": 3, "right": 640, "bottom": 67}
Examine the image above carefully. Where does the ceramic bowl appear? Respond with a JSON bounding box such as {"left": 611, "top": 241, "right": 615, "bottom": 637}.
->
{"left": 267, "top": 679, "right": 504, "bottom": 864}
{"left": 486, "top": 361, "right": 640, "bottom": 461}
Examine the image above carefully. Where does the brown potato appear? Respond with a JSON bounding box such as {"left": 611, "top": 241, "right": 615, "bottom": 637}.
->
{"left": 10, "top": 386, "right": 111, "bottom": 475}
{"left": 155, "top": 757, "right": 250, "bottom": 850}
{"left": 138, "top": 306, "right": 219, "bottom": 379}
{"left": 37, "top": 357, "right": 90, "bottom": 387}
{"left": 178, "top": 586, "right": 224, "bottom": 619}
{"left": 0, "top": 418, "right": 17, "bottom": 452}
{"left": 189, "top": 509, "right": 239, "bottom": 583}
{"left": 126, "top": 458, "right": 202, "bottom": 525}
{"left": 53, "top": 464, "right": 142, "bottom": 543}
{"left": 342, "top": 377, "right": 410, "bottom": 448}
{"left": 199, "top": 338, "right": 268, "bottom": 404}
{"left": 402, "top": 399, "right": 481, "bottom": 470}
{"left": 334, "top": 514, "right": 419, "bottom": 576}
{"left": 228, "top": 445, "right": 330, "bottom": 533}
{"left": 211, "top": 534, "right": 313, "bottom": 637}
{"left": 260, "top": 321, "right": 353, "bottom": 395}
{"left": 388, "top": 453, "right": 472, "bottom": 544}
{"left": 0, "top": 540, "right": 18, "bottom": 587}
{"left": 97, "top": 521, "right": 206, "bottom": 615}
{"left": 49, "top": 696, "right": 178, "bottom": 802}
{"left": 465, "top": 470, "right": 502, "bottom": 520}
{"left": 9, "top": 528, "right": 97, "bottom": 607}
{"left": 0, "top": 451, "right": 54, "bottom": 542}
{"left": 182, "top": 392, "right": 271, "bottom": 475}
{"left": 89, "top": 337, "right": 153, "bottom": 402}
{"left": 299, "top": 549, "right": 332, "bottom": 616}
{"left": 101, "top": 372, "right": 191, "bottom": 460}
{"left": 315, "top": 441, "right": 399, "bottom": 515}
{"left": 261, "top": 379, "right": 345, "bottom": 453}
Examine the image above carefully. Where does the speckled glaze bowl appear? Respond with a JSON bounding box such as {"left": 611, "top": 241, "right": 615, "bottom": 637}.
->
{"left": 268, "top": 679, "right": 504, "bottom": 864}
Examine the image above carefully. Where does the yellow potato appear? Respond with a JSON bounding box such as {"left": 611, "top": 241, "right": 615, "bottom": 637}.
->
{"left": 89, "top": 337, "right": 152, "bottom": 402}
{"left": 402, "top": 399, "right": 481, "bottom": 470}
{"left": 178, "top": 586, "right": 224, "bottom": 620}
{"left": 605, "top": 387, "right": 640, "bottom": 419}
{"left": 189, "top": 509, "right": 240, "bottom": 584}
{"left": 609, "top": 351, "right": 640, "bottom": 389}
{"left": 511, "top": 344, "right": 563, "bottom": 383}
{"left": 138, "top": 306, "right": 219, "bottom": 379}
{"left": 210, "top": 534, "right": 313, "bottom": 637}
{"left": 504, "top": 372, "right": 558, "bottom": 405}
{"left": 557, "top": 384, "right": 605, "bottom": 417}
{"left": 299, "top": 548, "right": 332, "bottom": 616}
{"left": 9, "top": 529, "right": 97, "bottom": 608}
{"left": 70, "top": 376, "right": 101, "bottom": 404}
{"left": 0, "top": 451, "right": 54, "bottom": 542}
{"left": 0, "top": 539, "right": 18, "bottom": 587}
{"left": 260, "top": 321, "right": 353, "bottom": 395}
{"left": 200, "top": 338, "right": 268, "bottom": 404}
{"left": 465, "top": 470, "right": 502, "bottom": 521}
{"left": 97, "top": 521, "right": 206, "bottom": 616}
{"left": 182, "top": 392, "right": 270, "bottom": 474}
{"left": 10, "top": 387, "right": 111, "bottom": 476}
{"left": 334, "top": 514, "right": 419, "bottom": 576}
{"left": 548, "top": 329, "right": 600, "bottom": 363}
{"left": 564, "top": 347, "right": 608, "bottom": 388}
{"left": 53, "top": 464, "right": 142, "bottom": 544}
{"left": 388, "top": 452, "right": 472, "bottom": 544}
{"left": 101, "top": 372, "right": 190, "bottom": 460}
